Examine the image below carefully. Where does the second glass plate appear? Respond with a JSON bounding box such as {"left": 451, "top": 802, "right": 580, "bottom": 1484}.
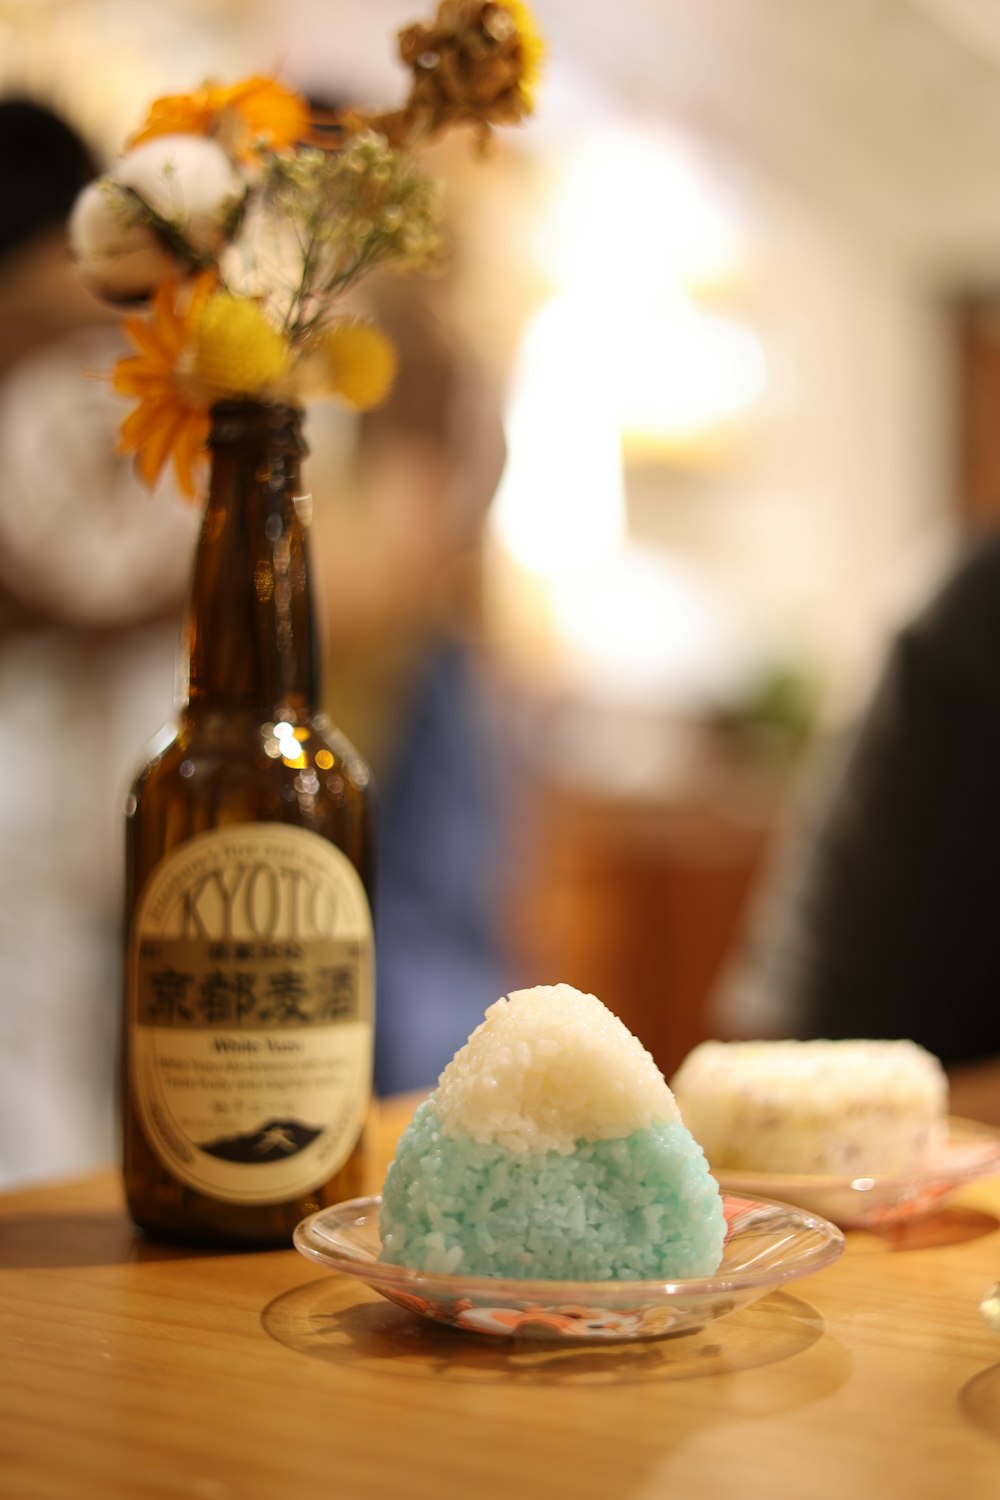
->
{"left": 713, "top": 1117, "right": 1000, "bottom": 1229}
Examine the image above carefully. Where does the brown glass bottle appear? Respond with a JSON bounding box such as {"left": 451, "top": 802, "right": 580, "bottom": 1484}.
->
{"left": 123, "top": 401, "right": 376, "bottom": 1246}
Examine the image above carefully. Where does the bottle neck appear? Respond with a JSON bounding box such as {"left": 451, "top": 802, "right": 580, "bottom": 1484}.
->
{"left": 180, "top": 401, "right": 319, "bottom": 720}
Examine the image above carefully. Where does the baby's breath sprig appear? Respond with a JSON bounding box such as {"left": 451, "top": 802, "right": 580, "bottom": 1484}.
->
{"left": 224, "top": 137, "right": 444, "bottom": 346}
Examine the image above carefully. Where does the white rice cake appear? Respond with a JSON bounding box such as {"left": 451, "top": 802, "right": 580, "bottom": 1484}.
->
{"left": 671, "top": 1038, "right": 948, "bottom": 1176}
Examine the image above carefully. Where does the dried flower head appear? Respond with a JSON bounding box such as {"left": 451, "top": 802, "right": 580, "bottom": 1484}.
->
{"left": 369, "top": 0, "right": 545, "bottom": 146}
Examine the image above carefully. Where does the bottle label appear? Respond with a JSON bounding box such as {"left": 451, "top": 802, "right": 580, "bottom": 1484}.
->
{"left": 128, "top": 823, "right": 374, "bottom": 1204}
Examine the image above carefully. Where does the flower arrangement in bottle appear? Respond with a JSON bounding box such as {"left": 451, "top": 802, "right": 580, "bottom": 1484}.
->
{"left": 69, "top": 0, "right": 543, "bottom": 1247}
{"left": 70, "top": 0, "right": 543, "bottom": 498}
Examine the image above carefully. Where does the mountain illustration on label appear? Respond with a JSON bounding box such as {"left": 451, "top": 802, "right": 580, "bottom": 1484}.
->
{"left": 198, "top": 1120, "right": 321, "bottom": 1163}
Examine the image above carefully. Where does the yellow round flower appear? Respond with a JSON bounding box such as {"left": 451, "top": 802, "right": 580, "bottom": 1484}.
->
{"left": 321, "top": 322, "right": 398, "bottom": 410}
{"left": 191, "top": 292, "right": 290, "bottom": 400}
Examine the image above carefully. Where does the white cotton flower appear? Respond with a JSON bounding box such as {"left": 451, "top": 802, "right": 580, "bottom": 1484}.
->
{"left": 113, "top": 134, "right": 246, "bottom": 258}
{"left": 69, "top": 180, "right": 179, "bottom": 302}
{"left": 220, "top": 194, "right": 316, "bottom": 331}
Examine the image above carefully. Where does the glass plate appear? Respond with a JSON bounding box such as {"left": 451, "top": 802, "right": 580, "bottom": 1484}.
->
{"left": 714, "top": 1117, "right": 1000, "bottom": 1229}
{"left": 292, "top": 1192, "right": 844, "bottom": 1342}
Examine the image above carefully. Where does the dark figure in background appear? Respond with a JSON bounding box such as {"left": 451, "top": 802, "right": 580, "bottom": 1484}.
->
{"left": 375, "top": 638, "right": 515, "bottom": 1091}
{"left": 0, "top": 99, "right": 97, "bottom": 380}
{"left": 722, "top": 535, "right": 1000, "bottom": 1122}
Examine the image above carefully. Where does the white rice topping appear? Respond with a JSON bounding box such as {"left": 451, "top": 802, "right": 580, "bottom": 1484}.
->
{"left": 432, "top": 983, "right": 680, "bottom": 1155}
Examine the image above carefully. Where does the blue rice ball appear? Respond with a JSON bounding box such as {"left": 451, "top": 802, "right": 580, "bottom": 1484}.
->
{"left": 379, "top": 1101, "right": 725, "bottom": 1281}
{"left": 378, "top": 984, "right": 726, "bottom": 1281}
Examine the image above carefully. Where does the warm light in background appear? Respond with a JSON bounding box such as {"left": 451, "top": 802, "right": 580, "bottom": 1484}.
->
{"left": 489, "top": 297, "right": 627, "bottom": 575}
{"left": 536, "top": 128, "right": 748, "bottom": 301}
{"left": 489, "top": 124, "right": 768, "bottom": 702}
{"left": 615, "top": 293, "right": 767, "bottom": 456}
{"left": 492, "top": 126, "right": 767, "bottom": 574}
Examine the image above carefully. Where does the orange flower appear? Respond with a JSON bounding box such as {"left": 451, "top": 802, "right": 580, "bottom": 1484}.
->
{"left": 112, "top": 276, "right": 215, "bottom": 499}
{"left": 128, "top": 76, "right": 310, "bottom": 161}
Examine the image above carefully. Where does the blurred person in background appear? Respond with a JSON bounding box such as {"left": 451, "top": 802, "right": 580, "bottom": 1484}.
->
{"left": 307, "top": 262, "right": 522, "bottom": 1096}
{"left": 0, "top": 98, "right": 202, "bottom": 1187}
{"left": 298, "top": 91, "right": 525, "bottom": 1094}
{"left": 716, "top": 532, "right": 1000, "bottom": 1123}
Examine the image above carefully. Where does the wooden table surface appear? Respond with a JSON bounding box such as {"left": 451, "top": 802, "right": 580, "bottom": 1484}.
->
{"left": 3, "top": 1095, "right": 1000, "bottom": 1500}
